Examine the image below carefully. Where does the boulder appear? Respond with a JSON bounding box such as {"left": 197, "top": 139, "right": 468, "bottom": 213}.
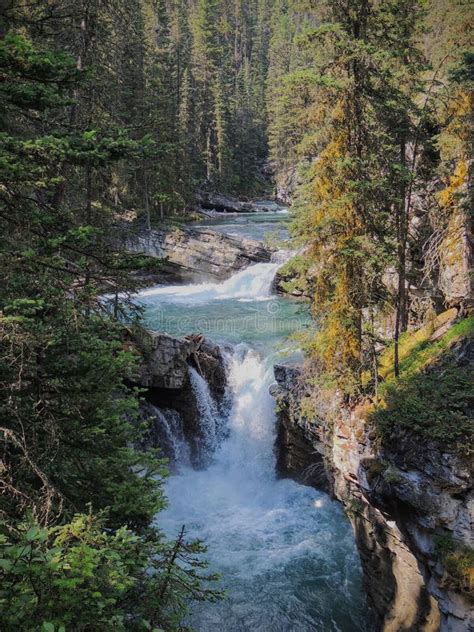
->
{"left": 136, "top": 332, "right": 196, "bottom": 390}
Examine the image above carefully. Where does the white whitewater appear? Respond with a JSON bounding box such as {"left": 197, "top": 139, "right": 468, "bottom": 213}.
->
{"left": 150, "top": 406, "right": 190, "bottom": 466}
{"left": 189, "top": 366, "right": 220, "bottom": 462}
{"left": 138, "top": 262, "right": 281, "bottom": 302}
{"left": 146, "top": 260, "right": 370, "bottom": 631}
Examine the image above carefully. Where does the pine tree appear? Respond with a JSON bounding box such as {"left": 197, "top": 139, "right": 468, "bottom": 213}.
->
{"left": 282, "top": 0, "right": 423, "bottom": 393}
{"left": 0, "top": 15, "right": 219, "bottom": 630}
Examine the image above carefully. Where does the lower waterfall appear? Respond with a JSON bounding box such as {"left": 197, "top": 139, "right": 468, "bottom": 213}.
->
{"left": 155, "top": 346, "right": 371, "bottom": 631}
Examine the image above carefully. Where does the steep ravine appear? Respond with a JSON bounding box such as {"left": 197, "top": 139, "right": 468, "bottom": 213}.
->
{"left": 126, "top": 210, "right": 472, "bottom": 630}
{"left": 272, "top": 315, "right": 473, "bottom": 632}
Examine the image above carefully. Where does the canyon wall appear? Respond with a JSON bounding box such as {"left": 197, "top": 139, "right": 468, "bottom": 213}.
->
{"left": 272, "top": 318, "right": 473, "bottom": 632}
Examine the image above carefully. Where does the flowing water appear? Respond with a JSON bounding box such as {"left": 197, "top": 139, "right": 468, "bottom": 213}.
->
{"left": 140, "top": 262, "right": 309, "bottom": 353}
{"left": 146, "top": 406, "right": 190, "bottom": 467}
{"left": 140, "top": 215, "right": 372, "bottom": 631}
{"left": 191, "top": 210, "right": 291, "bottom": 242}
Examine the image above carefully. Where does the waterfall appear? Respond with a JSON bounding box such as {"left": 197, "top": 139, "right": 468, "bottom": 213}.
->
{"left": 148, "top": 406, "right": 189, "bottom": 467}
{"left": 158, "top": 345, "right": 369, "bottom": 631}
{"left": 138, "top": 262, "right": 281, "bottom": 302}
{"left": 188, "top": 366, "right": 222, "bottom": 463}
{"left": 216, "top": 345, "right": 276, "bottom": 483}
{"left": 139, "top": 234, "right": 370, "bottom": 630}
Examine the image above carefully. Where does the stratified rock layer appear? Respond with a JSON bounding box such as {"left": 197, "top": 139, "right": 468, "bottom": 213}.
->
{"left": 272, "top": 334, "right": 473, "bottom": 632}
{"left": 120, "top": 224, "right": 272, "bottom": 283}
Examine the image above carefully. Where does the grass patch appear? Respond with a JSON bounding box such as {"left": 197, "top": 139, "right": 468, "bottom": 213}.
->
{"left": 434, "top": 535, "right": 474, "bottom": 594}
{"left": 371, "top": 314, "right": 474, "bottom": 453}
{"left": 378, "top": 308, "right": 462, "bottom": 382}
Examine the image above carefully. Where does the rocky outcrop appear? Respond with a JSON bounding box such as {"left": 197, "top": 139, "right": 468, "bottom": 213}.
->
{"left": 120, "top": 224, "right": 272, "bottom": 283}
{"left": 271, "top": 256, "right": 312, "bottom": 299}
{"left": 196, "top": 190, "right": 285, "bottom": 213}
{"left": 272, "top": 346, "right": 473, "bottom": 631}
{"left": 129, "top": 330, "right": 229, "bottom": 467}
{"left": 270, "top": 365, "right": 328, "bottom": 489}
{"left": 273, "top": 164, "right": 299, "bottom": 205}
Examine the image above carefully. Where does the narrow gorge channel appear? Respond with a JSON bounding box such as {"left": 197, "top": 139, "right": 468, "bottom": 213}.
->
{"left": 138, "top": 214, "right": 373, "bottom": 631}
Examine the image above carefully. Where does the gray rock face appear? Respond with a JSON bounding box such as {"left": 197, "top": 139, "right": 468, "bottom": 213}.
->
{"left": 120, "top": 224, "right": 272, "bottom": 283}
{"left": 274, "top": 164, "right": 299, "bottom": 205}
{"left": 130, "top": 330, "right": 229, "bottom": 467}
{"left": 272, "top": 364, "right": 329, "bottom": 490}
{"left": 271, "top": 361, "right": 474, "bottom": 632}
{"left": 137, "top": 332, "right": 196, "bottom": 390}
{"left": 438, "top": 206, "right": 473, "bottom": 310}
{"left": 133, "top": 330, "right": 228, "bottom": 402}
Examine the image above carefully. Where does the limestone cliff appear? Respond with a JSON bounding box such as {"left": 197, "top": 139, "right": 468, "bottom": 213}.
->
{"left": 272, "top": 313, "right": 473, "bottom": 632}
{"left": 119, "top": 224, "right": 272, "bottom": 283}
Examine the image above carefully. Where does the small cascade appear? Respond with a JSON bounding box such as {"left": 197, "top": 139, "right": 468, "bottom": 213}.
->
{"left": 148, "top": 406, "right": 190, "bottom": 467}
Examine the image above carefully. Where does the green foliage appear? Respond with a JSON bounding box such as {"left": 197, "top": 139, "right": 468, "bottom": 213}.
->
{"left": 382, "top": 465, "right": 402, "bottom": 484}
{"left": 0, "top": 514, "right": 222, "bottom": 631}
{"left": 267, "top": 0, "right": 472, "bottom": 403}
{"left": 0, "top": 15, "right": 220, "bottom": 631}
{"left": 344, "top": 498, "right": 365, "bottom": 518}
{"left": 277, "top": 255, "right": 311, "bottom": 296}
{"left": 0, "top": 34, "right": 78, "bottom": 112}
{"left": 267, "top": 0, "right": 423, "bottom": 395}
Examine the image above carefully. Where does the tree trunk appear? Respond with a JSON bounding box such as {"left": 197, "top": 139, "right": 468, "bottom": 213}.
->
{"left": 394, "top": 137, "right": 408, "bottom": 378}
{"left": 144, "top": 171, "right": 151, "bottom": 231}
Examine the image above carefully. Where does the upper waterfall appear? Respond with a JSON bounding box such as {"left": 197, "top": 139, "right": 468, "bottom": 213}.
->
{"left": 138, "top": 262, "right": 282, "bottom": 302}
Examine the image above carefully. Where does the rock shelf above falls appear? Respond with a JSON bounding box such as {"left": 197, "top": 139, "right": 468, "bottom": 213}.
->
{"left": 119, "top": 223, "right": 274, "bottom": 285}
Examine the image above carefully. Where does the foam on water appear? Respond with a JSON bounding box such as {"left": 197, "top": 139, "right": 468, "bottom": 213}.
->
{"left": 140, "top": 251, "right": 371, "bottom": 630}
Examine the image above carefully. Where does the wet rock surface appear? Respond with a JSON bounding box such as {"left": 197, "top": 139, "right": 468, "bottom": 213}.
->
{"left": 129, "top": 330, "right": 229, "bottom": 467}
{"left": 271, "top": 365, "right": 329, "bottom": 490}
